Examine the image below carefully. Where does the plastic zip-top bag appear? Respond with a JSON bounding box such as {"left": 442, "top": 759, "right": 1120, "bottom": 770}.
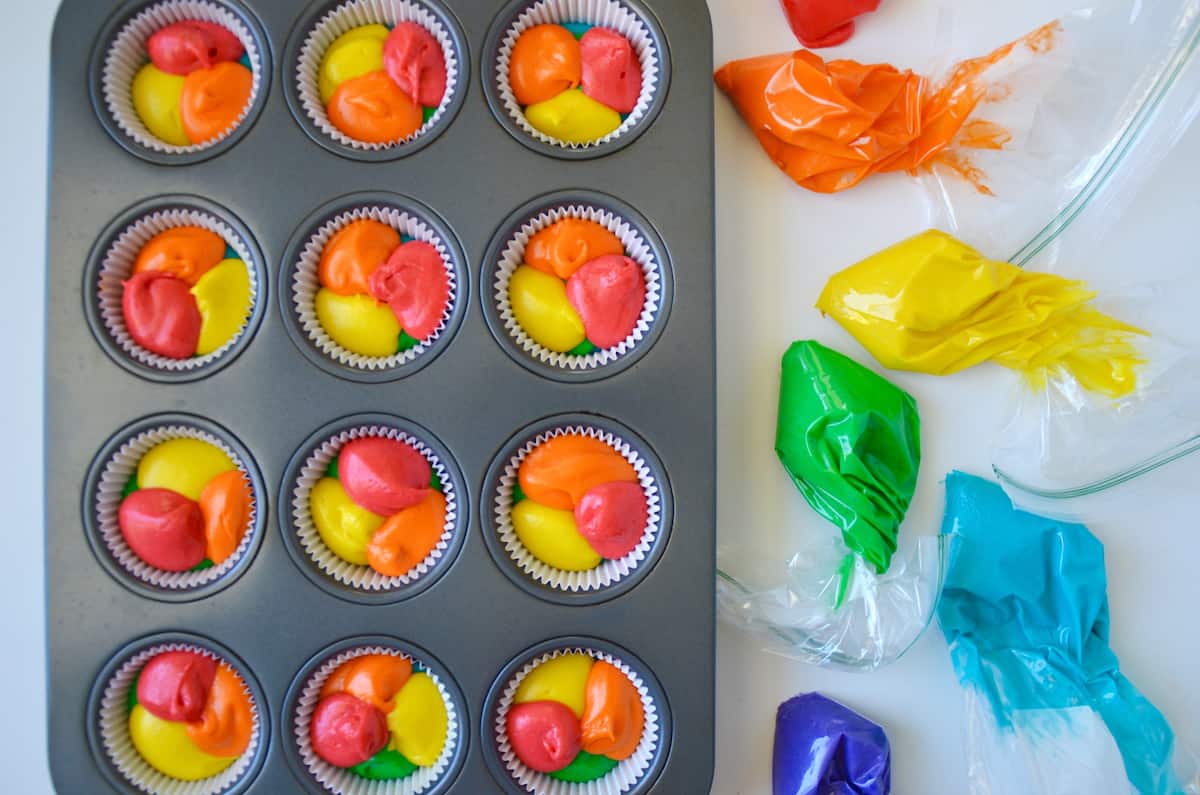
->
{"left": 938, "top": 472, "right": 1200, "bottom": 795}
{"left": 717, "top": 0, "right": 1200, "bottom": 669}
{"left": 918, "top": 0, "right": 1200, "bottom": 516}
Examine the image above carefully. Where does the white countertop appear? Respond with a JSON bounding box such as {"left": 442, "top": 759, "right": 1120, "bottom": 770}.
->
{"left": 4, "top": 0, "right": 1198, "bottom": 792}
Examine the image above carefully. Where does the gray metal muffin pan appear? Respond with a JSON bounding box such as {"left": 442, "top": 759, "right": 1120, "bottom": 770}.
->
{"left": 47, "top": 0, "right": 715, "bottom": 791}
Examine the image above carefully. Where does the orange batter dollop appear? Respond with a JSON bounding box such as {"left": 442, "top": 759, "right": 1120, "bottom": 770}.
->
{"left": 526, "top": 218, "right": 625, "bottom": 280}
{"left": 319, "top": 219, "right": 403, "bottom": 296}
{"left": 509, "top": 24, "right": 583, "bottom": 106}
{"left": 328, "top": 71, "right": 423, "bottom": 144}
{"left": 321, "top": 653, "right": 413, "bottom": 714}
{"left": 518, "top": 435, "right": 638, "bottom": 511}
{"left": 185, "top": 663, "right": 254, "bottom": 758}
{"left": 134, "top": 227, "right": 226, "bottom": 286}
{"left": 180, "top": 62, "right": 254, "bottom": 145}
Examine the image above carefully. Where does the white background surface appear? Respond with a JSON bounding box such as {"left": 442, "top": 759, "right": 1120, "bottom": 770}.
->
{"left": 2, "top": 0, "right": 1198, "bottom": 792}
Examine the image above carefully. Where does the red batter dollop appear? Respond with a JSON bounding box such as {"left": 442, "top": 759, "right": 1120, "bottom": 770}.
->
{"left": 507, "top": 700, "right": 581, "bottom": 773}
{"left": 137, "top": 650, "right": 218, "bottom": 723}
{"left": 118, "top": 488, "right": 207, "bottom": 571}
{"left": 122, "top": 270, "right": 202, "bottom": 359}
{"left": 147, "top": 20, "right": 245, "bottom": 76}
{"left": 338, "top": 436, "right": 431, "bottom": 516}
{"left": 310, "top": 692, "right": 389, "bottom": 768}
{"left": 580, "top": 28, "right": 642, "bottom": 114}
{"left": 383, "top": 22, "right": 447, "bottom": 108}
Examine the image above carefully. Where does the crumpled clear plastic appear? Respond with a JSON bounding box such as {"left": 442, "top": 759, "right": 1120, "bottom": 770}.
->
{"left": 916, "top": 0, "right": 1200, "bottom": 516}
{"left": 717, "top": 341, "right": 944, "bottom": 671}
{"left": 938, "top": 471, "right": 1200, "bottom": 795}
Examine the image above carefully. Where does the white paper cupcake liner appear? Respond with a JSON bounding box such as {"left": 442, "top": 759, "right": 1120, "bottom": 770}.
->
{"left": 293, "top": 645, "right": 460, "bottom": 795}
{"left": 494, "top": 0, "right": 662, "bottom": 149}
{"left": 99, "top": 642, "right": 263, "bottom": 795}
{"left": 291, "top": 425, "right": 458, "bottom": 590}
{"left": 97, "top": 207, "right": 260, "bottom": 372}
{"left": 494, "top": 204, "right": 662, "bottom": 371}
{"left": 296, "top": 0, "right": 461, "bottom": 150}
{"left": 95, "top": 425, "right": 259, "bottom": 590}
{"left": 494, "top": 648, "right": 659, "bottom": 795}
{"left": 102, "top": 0, "right": 265, "bottom": 153}
{"left": 495, "top": 425, "right": 661, "bottom": 591}
{"left": 292, "top": 205, "right": 458, "bottom": 371}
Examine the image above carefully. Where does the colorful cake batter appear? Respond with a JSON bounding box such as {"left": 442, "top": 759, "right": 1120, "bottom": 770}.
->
{"left": 133, "top": 20, "right": 253, "bottom": 146}
{"left": 507, "top": 22, "right": 641, "bottom": 143}
{"left": 121, "top": 226, "right": 252, "bottom": 360}
{"left": 127, "top": 649, "right": 254, "bottom": 781}
{"left": 318, "top": 22, "right": 447, "bottom": 143}
{"left": 816, "top": 230, "right": 1147, "bottom": 398}
{"left": 309, "top": 435, "right": 446, "bottom": 576}
{"left": 508, "top": 218, "right": 645, "bottom": 355}
{"left": 117, "top": 437, "right": 252, "bottom": 572}
{"left": 314, "top": 219, "right": 450, "bottom": 357}
{"left": 713, "top": 21, "right": 1060, "bottom": 193}
{"left": 505, "top": 653, "right": 645, "bottom": 781}
{"left": 309, "top": 653, "right": 449, "bottom": 780}
{"left": 512, "top": 434, "right": 646, "bottom": 570}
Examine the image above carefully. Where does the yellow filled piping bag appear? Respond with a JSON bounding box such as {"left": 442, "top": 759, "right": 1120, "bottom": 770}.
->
{"left": 816, "top": 230, "right": 1146, "bottom": 398}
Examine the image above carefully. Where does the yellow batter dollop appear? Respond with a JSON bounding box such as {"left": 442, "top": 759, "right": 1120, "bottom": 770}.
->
{"left": 524, "top": 88, "right": 622, "bottom": 144}
{"left": 191, "top": 259, "right": 251, "bottom": 356}
{"left": 310, "top": 476, "right": 384, "bottom": 565}
{"left": 511, "top": 499, "right": 601, "bottom": 572}
{"left": 513, "top": 652, "right": 594, "bottom": 718}
{"left": 315, "top": 288, "right": 402, "bottom": 357}
{"left": 817, "top": 230, "right": 1147, "bottom": 398}
{"left": 508, "top": 265, "right": 586, "bottom": 353}
{"left": 132, "top": 64, "right": 191, "bottom": 146}
{"left": 319, "top": 24, "right": 389, "bottom": 104}
{"left": 137, "top": 438, "right": 235, "bottom": 501}
{"left": 386, "top": 672, "right": 448, "bottom": 766}
{"left": 129, "top": 704, "right": 234, "bottom": 781}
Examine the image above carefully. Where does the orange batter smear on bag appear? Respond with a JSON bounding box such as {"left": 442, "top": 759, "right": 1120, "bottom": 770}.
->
{"left": 713, "top": 21, "right": 1060, "bottom": 194}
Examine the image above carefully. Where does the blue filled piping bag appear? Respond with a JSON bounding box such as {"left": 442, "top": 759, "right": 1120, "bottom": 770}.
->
{"left": 937, "top": 471, "right": 1197, "bottom": 795}
{"left": 773, "top": 692, "right": 891, "bottom": 795}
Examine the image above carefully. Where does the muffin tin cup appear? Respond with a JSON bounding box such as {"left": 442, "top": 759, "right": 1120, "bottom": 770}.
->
{"left": 483, "top": 638, "right": 670, "bottom": 795}
{"left": 283, "top": 636, "right": 467, "bottom": 794}
{"left": 483, "top": 0, "right": 671, "bottom": 159}
{"left": 84, "top": 195, "right": 267, "bottom": 383}
{"left": 86, "top": 632, "right": 269, "bottom": 795}
{"left": 482, "top": 191, "right": 672, "bottom": 383}
{"left": 91, "top": 0, "right": 271, "bottom": 164}
{"left": 83, "top": 413, "right": 267, "bottom": 603}
{"left": 482, "top": 414, "right": 672, "bottom": 606}
{"left": 281, "top": 193, "right": 467, "bottom": 383}
{"left": 279, "top": 414, "right": 467, "bottom": 604}
{"left": 284, "top": 0, "right": 469, "bottom": 161}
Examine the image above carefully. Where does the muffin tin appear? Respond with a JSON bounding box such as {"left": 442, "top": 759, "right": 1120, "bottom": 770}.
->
{"left": 48, "top": 0, "right": 714, "bottom": 791}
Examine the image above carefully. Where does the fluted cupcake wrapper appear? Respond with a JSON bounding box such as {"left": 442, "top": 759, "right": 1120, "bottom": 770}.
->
{"left": 95, "top": 424, "right": 259, "bottom": 590}
{"left": 97, "top": 206, "right": 260, "bottom": 372}
{"left": 494, "top": 647, "right": 659, "bottom": 795}
{"left": 494, "top": 0, "right": 661, "bottom": 150}
{"left": 99, "top": 642, "right": 262, "bottom": 795}
{"left": 494, "top": 425, "right": 661, "bottom": 592}
{"left": 291, "top": 205, "right": 458, "bottom": 371}
{"left": 293, "top": 645, "right": 461, "bottom": 795}
{"left": 296, "top": 0, "right": 461, "bottom": 150}
{"left": 290, "top": 425, "right": 457, "bottom": 591}
{"left": 493, "top": 204, "right": 662, "bottom": 371}
{"left": 102, "top": 0, "right": 265, "bottom": 153}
